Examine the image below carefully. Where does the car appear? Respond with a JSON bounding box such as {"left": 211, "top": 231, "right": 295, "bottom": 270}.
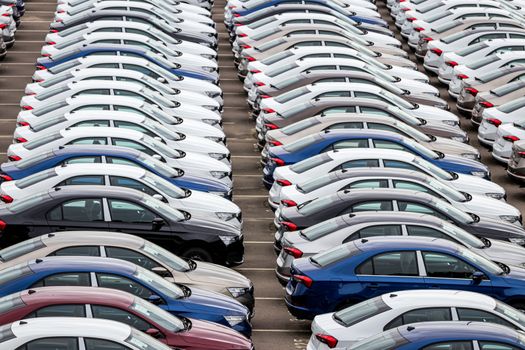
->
{"left": 0, "top": 35, "right": 6, "bottom": 60}
{"left": 0, "top": 257, "right": 251, "bottom": 335}
{"left": 0, "top": 163, "right": 241, "bottom": 228}
{"left": 309, "top": 290, "right": 525, "bottom": 349}
{"left": 0, "top": 317, "right": 173, "bottom": 349}
{"left": 257, "top": 99, "right": 468, "bottom": 144}
{"left": 275, "top": 168, "right": 514, "bottom": 223}
{"left": 508, "top": 140, "right": 525, "bottom": 181}
{"left": 0, "top": 145, "right": 233, "bottom": 197}
{"left": 276, "top": 211, "right": 525, "bottom": 282}
{"left": 262, "top": 114, "right": 477, "bottom": 158}
{"left": 262, "top": 129, "right": 489, "bottom": 184}
{"left": 60, "top": 0, "right": 212, "bottom": 10}
{"left": 0, "top": 186, "right": 244, "bottom": 265}
{"left": 448, "top": 51, "right": 525, "bottom": 98}
{"left": 478, "top": 96, "right": 525, "bottom": 146}
{"left": 493, "top": 120, "right": 525, "bottom": 162}
{"left": 471, "top": 81, "right": 525, "bottom": 126}
{"left": 285, "top": 236, "right": 525, "bottom": 319}
{"left": 6, "top": 128, "right": 233, "bottom": 175}
{"left": 0, "top": 231, "right": 253, "bottom": 308}
{"left": 0, "top": 5, "right": 15, "bottom": 48}
{"left": 344, "top": 322, "right": 525, "bottom": 350}
{"left": 0, "top": 287, "right": 253, "bottom": 349}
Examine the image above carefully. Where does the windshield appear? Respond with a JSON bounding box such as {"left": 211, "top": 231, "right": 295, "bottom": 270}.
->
{"left": 458, "top": 247, "right": 504, "bottom": 274}
{"left": 433, "top": 199, "right": 475, "bottom": 223}
{"left": 311, "top": 242, "right": 360, "bottom": 267}
{"left": 141, "top": 174, "right": 186, "bottom": 198}
{"left": 403, "top": 138, "right": 439, "bottom": 159}
{"left": 391, "top": 121, "right": 430, "bottom": 141}
{"left": 140, "top": 195, "right": 185, "bottom": 221}
{"left": 282, "top": 134, "right": 322, "bottom": 152}
{"left": 379, "top": 90, "right": 414, "bottom": 109}
{"left": 137, "top": 154, "right": 180, "bottom": 178}
{"left": 495, "top": 301, "right": 525, "bottom": 328}
{"left": 142, "top": 119, "right": 179, "bottom": 141}
{"left": 140, "top": 135, "right": 180, "bottom": 158}
{"left": 290, "top": 153, "right": 332, "bottom": 173}
{"left": 133, "top": 267, "right": 185, "bottom": 299}
{"left": 426, "top": 178, "right": 465, "bottom": 202}
{"left": 274, "top": 86, "right": 309, "bottom": 103}
{"left": 301, "top": 218, "right": 344, "bottom": 240}
{"left": 364, "top": 65, "right": 396, "bottom": 83}
{"left": 441, "top": 222, "right": 485, "bottom": 248}
{"left": 0, "top": 238, "right": 46, "bottom": 262}
{"left": 334, "top": 297, "right": 391, "bottom": 327}
{"left": 126, "top": 327, "right": 172, "bottom": 350}
{"left": 413, "top": 157, "right": 453, "bottom": 180}
{"left": 141, "top": 242, "right": 190, "bottom": 272}
{"left": 298, "top": 195, "right": 335, "bottom": 216}
{"left": 130, "top": 298, "right": 184, "bottom": 332}
{"left": 281, "top": 118, "right": 321, "bottom": 135}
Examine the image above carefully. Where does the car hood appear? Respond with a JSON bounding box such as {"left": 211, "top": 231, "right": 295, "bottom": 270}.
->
{"left": 437, "top": 153, "right": 488, "bottom": 172}
{"left": 184, "top": 191, "right": 240, "bottom": 214}
{"left": 470, "top": 216, "right": 525, "bottom": 239}
{"left": 427, "top": 137, "right": 479, "bottom": 157}
{"left": 460, "top": 194, "right": 521, "bottom": 217}
{"left": 181, "top": 318, "right": 252, "bottom": 349}
{"left": 450, "top": 173, "right": 504, "bottom": 196}
{"left": 410, "top": 104, "right": 458, "bottom": 123}
{"left": 186, "top": 261, "right": 251, "bottom": 288}
{"left": 182, "top": 287, "right": 249, "bottom": 316}
{"left": 483, "top": 239, "right": 525, "bottom": 267}
{"left": 405, "top": 93, "right": 448, "bottom": 109}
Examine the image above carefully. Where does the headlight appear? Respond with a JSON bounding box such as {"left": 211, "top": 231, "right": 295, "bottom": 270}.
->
{"left": 509, "top": 237, "right": 525, "bottom": 245}
{"left": 205, "top": 136, "right": 225, "bottom": 143}
{"left": 209, "top": 152, "right": 228, "bottom": 160}
{"left": 461, "top": 153, "right": 479, "bottom": 160}
{"left": 228, "top": 287, "right": 249, "bottom": 298}
{"left": 209, "top": 191, "right": 228, "bottom": 197}
{"left": 486, "top": 193, "right": 505, "bottom": 200}
{"left": 210, "top": 171, "right": 229, "bottom": 179}
{"left": 442, "top": 120, "right": 459, "bottom": 126}
{"left": 203, "top": 105, "right": 219, "bottom": 111}
{"left": 471, "top": 171, "right": 487, "bottom": 178}
{"left": 500, "top": 215, "right": 520, "bottom": 224}
{"left": 202, "top": 66, "right": 217, "bottom": 72}
{"left": 451, "top": 136, "right": 468, "bottom": 143}
{"left": 219, "top": 235, "right": 239, "bottom": 246}
{"left": 216, "top": 212, "right": 236, "bottom": 221}
{"left": 205, "top": 91, "right": 221, "bottom": 98}
{"left": 201, "top": 54, "right": 216, "bottom": 60}
{"left": 202, "top": 118, "right": 220, "bottom": 125}
{"left": 224, "top": 315, "right": 246, "bottom": 327}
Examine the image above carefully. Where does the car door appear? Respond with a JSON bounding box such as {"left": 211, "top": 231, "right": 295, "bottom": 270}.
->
{"left": 355, "top": 251, "right": 427, "bottom": 299}
{"left": 46, "top": 198, "right": 109, "bottom": 232}
{"left": 422, "top": 251, "right": 493, "bottom": 294}
{"left": 90, "top": 304, "right": 157, "bottom": 333}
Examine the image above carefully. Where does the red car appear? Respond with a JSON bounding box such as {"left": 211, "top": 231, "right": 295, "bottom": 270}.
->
{"left": 0, "top": 286, "right": 253, "bottom": 350}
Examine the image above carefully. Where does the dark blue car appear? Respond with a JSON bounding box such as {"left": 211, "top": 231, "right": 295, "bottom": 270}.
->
{"left": 36, "top": 45, "right": 217, "bottom": 82}
{"left": 263, "top": 129, "right": 490, "bottom": 187}
{"left": 0, "top": 145, "right": 232, "bottom": 198}
{"left": 231, "top": 0, "right": 388, "bottom": 27}
{"left": 349, "top": 322, "right": 525, "bottom": 350}
{"left": 0, "top": 257, "right": 252, "bottom": 336}
{"left": 285, "top": 236, "right": 525, "bottom": 319}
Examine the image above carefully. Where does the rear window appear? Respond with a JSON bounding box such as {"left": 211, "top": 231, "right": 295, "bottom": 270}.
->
{"left": 0, "top": 324, "right": 15, "bottom": 344}
{"left": 266, "top": 62, "right": 299, "bottom": 78}
{"left": 23, "top": 132, "right": 62, "bottom": 150}
{"left": 282, "top": 134, "right": 321, "bottom": 152}
{"left": 296, "top": 174, "right": 334, "bottom": 194}
{"left": 40, "top": 72, "right": 74, "bottom": 88}
{"left": 456, "top": 43, "right": 487, "bottom": 57}
{"left": 33, "top": 101, "right": 68, "bottom": 117}
{"left": 261, "top": 50, "right": 294, "bottom": 65}
{"left": 15, "top": 151, "right": 54, "bottom": 170}
{"left": 274, "top": 86, "right": 309, "bottom": 103}
{"left": 310, "top": 242, "right": 360, "bottom": 267}
{"left": 0, "top": 263, "right": 33, "bottom": 285}
{"left": 15, "top": 168, "right": 58, "bottom": 189}
{"left": 301, "top": 218, "right": 345, "bottom": 240}
{"left": 281, "top": 118, "right": 321, "bottom": 135}
{"left": 0, "top": 294, "right": 25, "bottom": 314}
{"left": 256, "top": 38, "right": 285, "bottom": 52}
{"left": 31, "top": 115, "right": 68, "bottom": 132}
{"left": 298, "top": 195, "right": 334, "bottom": 216}
{"left": 499, "top": 97, "right": 525, "bottom": 113}
{"left": 35, "top": 85, "right": 70, "bottom": 101}
{"left": 48, "top": 60, "right": 81, "bottom": 74}
{"left": 467, "top": 54, "right": 499, "bottom": 69}
{"left": 333, "top": 296, "right": 391, "bottom": 327}
{"left": 477, "top": 68, "right": 509, "bottom": 83}
{"left": 492, "top": 81, "right": 525, "bottom": 96}
{"left": 0, "top": 238, "right": 46, "bottom": 262}
{"left": 290, "top": 153, "right": 331, "bottom": 173}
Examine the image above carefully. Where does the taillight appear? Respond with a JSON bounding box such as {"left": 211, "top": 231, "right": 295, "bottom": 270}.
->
{"left": 456, "top": 74, "right": 469, "bottom": 80}
{"left": 503, "top": 135, "right": 520, "bottom": 142}
{"left": 17, "top": 121, "right": 30, "bottom": 127}
{"left": 0, "top": 23, "right": 6, "bottom": 29}
{"left": 246, "top": 56, "right": 256, "bottom": 62}
{"left": 264, "top": 122, "right": 279, "bottom": 129}
{"left": 0, "top": 195, "right": 13, "bottom": 204}
{"left": 15, "top": 137, "right": 27, "bottom": 143}
{"left": 50, "top": 29, "right": 58, "bottom": 33}
{"left": 430, "top": 48, "right": 442, "bottom": 56}
{"left": 0, "top": 220, "right": 6, "bottom": 231}
{"left": 238, "top": 33, "right": 247, "bottom": 38}
{"left": 446, "top": 61, "right": 458, "bottom": 67}
{"left": 422, "top": 37, "right": 433, "bottom": 42}
{"left": 36, "top": 65, "right": 47, "bottom": 71}
{"left": 406, "top": 17, "right": 416, "bottom": 22}
{"left": 480, "top": 101, "right": 494, "bottom": 108}
{"left": 254, "top": 81, "right": 265, "bottom": 86}
{"left": 271, "top": 157, "right": 285, "bottom": 166}
{"left": 262, "top": 108, "right": 276, "bottom": 114}
{"left": 486, "top": 118, "right": 502, "bottom": 127}
{"left": 0, "top": 175, "right": 12, "bottom": 182}
{"left": 56, "top": 9, "right": 65, "bottom": 13}
{"left": 234, "top": 23, "right": 243, "bottom": 26}
{"left": 293, "top": 274, "right": 313, "bottom": 288}
{"left": 261, "top": 95, "right": 271, "bottom": 99}
{"left": 8, "top": 155, "right": 21, "bottom": 161}
{"left": 241, "top": 44, "right": 251, "bottom": 49}
{"left": 518, "top": 151, "right": 525, "bottom": 158}
{"left": 465, "top": 87, "right": 478, "bottom": 96}
{"left": 401, "top": 7, "right": 410, "bottom": 11}
{"left": 46, "top": 41, "right": 56, "bottom": 45}
{"left": 268, "top": 140, "right": 282, "bottom": 146}
{"left": 1, "top": 13, "right": 9, "bottom": 17}
{"left": 21, "top": 106, "right": 33, "bottom": 110}
{"left": 281, "top": 221, "right": 298, "bottom": 231}
{"left": 283, "top": 246, "right": 303, "bottom": 258}
{"left": 41, "top": 53, "right": 51, "bottom": 57}
{"left": 315, "top": 334, "right": 338, "bottom": 348}
{"left": 250, "top": 69, "right": 261, "bottom": 74}
{"left": 233, "top": 13, "right": 241, "bottom": 17}
{"left": 414, "top": 27, "right": 425, "bottom": 32}
{"left": 276, "top": 179, "right": 292, "bottom": 186}
{"left": 281, "top": 199, "right": 297, "bottom": 207}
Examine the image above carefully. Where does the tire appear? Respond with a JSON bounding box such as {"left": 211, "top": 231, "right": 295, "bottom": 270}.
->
{"left": 180, "top": 247, "right": 213, "bottom": 262}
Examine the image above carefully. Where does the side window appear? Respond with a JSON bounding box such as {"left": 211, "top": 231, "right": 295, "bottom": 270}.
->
{"left": 356, "top": 251, "right": 418, "bottom": 276}
{"left": 354, "top": 92, "right": 388, "bottom": 103}
{"left": 25, "top": 304, "right": 86, "bottom": 319}
{"left": 373, "top": 139, "right": 409, "bottom": 152}
{"left": 509, "top": 33, "right": 525, "bottom": 39}
{"left": 407, "top": 226, "right": 451, "bottom": 241}
{"left": 47, "top": 199, "right": 103, "bottom": 222}
{"left": 302, "top": 53, "right": 331, "bottom": 58}
{"left": 57, "top": 175, "right": 105, "bottom": 186}
{"left": 62, "top": 156, "right": 102, "bottom": 165}
{"left": 307, "top": 65, "right": 337, "bottom": 71}
{"left": 96, "top": 273, "right": 155, "bottom": 299}
{"left": 337, "top": 159, "right": 380, "bottom": 170}
{"left": 392, "top": 180, "right": 442, "bottom": 199}
{"left": 316, "top": 78, "right": 347, "bottom": 83}
{"left": 106, "top": 157, "right": 141, "bottom": 168}
{"left": 383, "top": 160, "right": 420, "bottom": 171}
{"left": 19, "top": 338, "right": 79, "bottom": 350}
{"left": 360, "top": 107, "right": 391, "bottom": 117}
{"left": 422, "top": 341, "right": 473, "bottom": 350}
{"left": 505, "top": 59, "right": 525, "bottom": 67}
{"left": 350, "top": 200, "right": 393, "bottom": 212}
{"left": 422, "top": 252, "right": 478, "bottom": 279}
{"left": 122, "top": 64, "right": 160, "bottom": 79}
{"left": 49, "top": 246, "right": 100, "bottom": 257}
{"left": 397, "top": 201, "right": 447, "bottom": 220}
{"left": 322, "top": 106, "right": 357, "bottom": 114}
{"left": 105, "top": 247, "right": 161, "bottom": 270}
{"left": 323, "top": 139, "right": 368, "bottom": 152}
{"left": 457, "top": 308, "right": 516, "bottom": 329}
{"left": 367, "top": 123, "right": 406, "bottom": 136}
{"left": 325, "top": 41, "right": 349, "bottom": 47}
{"left": 68, "top": 137, "right": 107, "bottom": 145}
{"left": 109, "top": 176, "right": 158, "bottom": 197}
{"left": 90, "top": 63, "right": 120, "bottom": 69}
{"left": 384, "top": 308, "right": 452, "bottom": 330}
{"left": 85, "top": 338, "right": 130, "bottom": 350}
{"left": 91, "top": 305, "right": 153, "bottom": 332}
{"left": 113, "top": 121, "right": 155, "bottom": 137}
{"left": 470, "top": 33, "right": 506, "bottom": 44}
{"left": 71, "top": 120, "right": 110, "bottom": 127}
{"left": 356, "top": 225, "right": 402, "bottom": 238}
{"left": 108, "top": 199, "right": 156, "bottom": 223}
{"left": 73, "top": 89, "right": 111, "bottom": 97}
{"left": 32, "top": 273, "right": 91, "bottom": 287}
{"left": 316, "top": 91, "right": 351, "bottom": 98}
{"left": 113, "top": 90, "right": 143, "bottom": 99}
{"left": 325, "top": 122, "right": 363, "bottom": 130}
{"left": 292, "top": 41, "right": 322, "bottom": 47}
{"left": 111, "top": 138, "right": 154, "bottom": 156}
{"left": 341, "top": 179, "right": 388, "bottom": 191}
{"left": 93, "top": 39, "right": 121, "bottom": 45}
{"left": 489, "top": 46, "right": 525, "bottom": 55}
{"left": 479, "top": 342, "right": 520, "bottom": 350}
{"left": 72, "top": 105, "right": 110, "bottom": 112}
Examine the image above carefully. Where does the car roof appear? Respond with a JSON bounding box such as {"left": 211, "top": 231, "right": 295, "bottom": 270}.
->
{"left": 334, "top": 167, "right": 428, "bottom": 182}
{"left": 40, "top": 231, "right": 145, "bottom": 249}
{"left": 27, "top": 256, "right": 137, "bottom": 275}
{"left": 354, "top": 236, "right": 461, "bottom": 253}
{"left": 338, "top": 187, "right": 436, "bottom": 204}
{"left": 320, "top": 129, "right": 405, "bottom": 141}
{"left": 53, "top": 144, "right": 142, "bottom": 158}
{"left": 10, "top": 318, "right": 133, "bottom": 340}
{"left": 19, "top": 286, "right": 135, "bottom": 307}
{"left": 381, "top": 290, "right": 497, "bottom": 309}
{"left": 47, "top": 184, "right": 147, "bottom": 200}
{"left": 329, "top": 148, "right": 416, "bottom": 160}
{"left": 54, "top": 163, "right": 147, "bottom": 178}
{"left": 343, "top": 211, "right": 446, "bottom": 226}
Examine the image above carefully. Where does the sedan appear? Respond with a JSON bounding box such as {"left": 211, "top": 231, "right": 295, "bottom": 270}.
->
{"left": 471, "top": 81, "right": 525, "bottom": 126}
{"left": 0, "top": 287, "right": 253, "bottom": 349}
{"left": 507, "top": 140, "right": 525, "bottom": 181}
{"left": 0, "top": 257, "right": 251, "bottom": 335}
{"left": 492, "top": 120, "right": 525, "bottom": 162}
{"left": 478, "top": 96, "right": 525, "bottom": 146}
{"left": 285, "top": 236, "right": 525, "bottom": 319}
{"left": 0, "top": 231, "right": 253, "bottom": 309}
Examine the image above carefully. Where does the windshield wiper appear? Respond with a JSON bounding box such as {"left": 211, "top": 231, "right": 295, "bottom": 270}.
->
{"left": 309, "top": 257, "right": 320, "bottom": 266}
{"left": 461, "top": 192, "right": 472, "bottom": 202}
{"left": 480, "top": 237, "right": 492, "bottom": 248}
{"left": 496, "top": 261, "right": 510, "bottom": 275}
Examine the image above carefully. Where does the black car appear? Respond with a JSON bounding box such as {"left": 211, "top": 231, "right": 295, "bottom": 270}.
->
{"left": 0, "top": 186, "right": 244, "bottom": 266}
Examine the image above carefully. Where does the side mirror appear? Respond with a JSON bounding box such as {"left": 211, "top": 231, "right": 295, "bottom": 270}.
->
{"left": 152, "top": 194, "right": 164, "bottom": 201}
{"left": 153, "top": 136, "right": 162, "bottom": 142}
{"left": 152, "top": 266, "right": 170, "bottom": 277}
{"left": 156, "top": 77, "right": 166, "bottom": 83}
{"left": 145, "top": 328, "right": 163, "bottom": 339}
{"left": 471, "top": 271, "right": 485, "bottom": 284}
{"left": 147, "top": 294, "right": 163, "bottom": 305}
{"left": 152, "top": 154, "right": 162, "bottom": 160}
{"left": 152, "top": 217, "right": 165, "bottom": 231}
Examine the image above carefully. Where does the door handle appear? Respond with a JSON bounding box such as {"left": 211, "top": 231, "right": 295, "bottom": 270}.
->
{"left": 429, "top": 285, "right": 440, "bottom": 289}
{"left": 368, "top": 283, "right": 379, "bottom": 289}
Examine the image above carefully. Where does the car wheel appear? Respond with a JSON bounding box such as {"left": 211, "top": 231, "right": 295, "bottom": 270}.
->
{"left": 181, "top": 247, "right": 213, "bottom": 262}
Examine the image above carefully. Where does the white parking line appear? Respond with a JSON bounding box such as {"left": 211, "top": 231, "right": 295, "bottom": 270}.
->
{"left": 234, "top": 195, "right": 268, "bottom": 198}
{"left": 245, "top": 241, "right": 273, "bottom": 244}
{"left": 236, "top": 267, "right": 274, "bottom": 271}
{"left": 232, "top": 155, "right": 260, "bottom": 158}
{"left": 252, "top": 330, "right": 310, "bottom": 333}
{"left": 0, "top": 76, "right": 31, "bottom": 79}
{"left": 255, "top": 297, "right": 283, "bottom": 300}
{"left": 0, "top": 89, "right": 23, "bottom": 92}
{"left": 232, "top": 174, "right": 261, "bottom": 177}
{"left": 12, "top": 41, "right": 43, "bottom": 43}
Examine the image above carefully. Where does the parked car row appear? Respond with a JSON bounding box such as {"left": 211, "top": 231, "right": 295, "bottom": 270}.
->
{"left": 0, "top": 0, "right": 262, "bottom": 347}
{"left": 225, "top": 0, "right": 525, "bottom": 347}
{"left": 0, "top": 0, "right": 25, "bottom": 60}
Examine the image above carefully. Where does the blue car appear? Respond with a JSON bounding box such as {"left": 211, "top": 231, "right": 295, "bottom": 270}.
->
{"left": 285, "top": 236, "right": 525, "bottom": 319}
{"left": 0, "top": 257, "right": 252, "bottom": 336}
{"left": 231, "top": 0, "right": 388, "bottom": 27}
{"left": 36, "top": 45, "right": 217, "bottom": 82}
{"left": 0, "top": 145, "right": 232, "bottom": 198}
{"left": 349, "top": 322, "right": 525, "bottom": 350}
{"left": 263, "top": 129, "right": 490, "bottom": 186}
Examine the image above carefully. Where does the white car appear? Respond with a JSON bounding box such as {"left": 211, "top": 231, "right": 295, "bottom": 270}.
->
{"left": 449, "top": 51, "right": 525, "bottom": 97}
{"left": 0, "top": 318, "right": 171, "bottom": 349}
{"left": 268, "top": 149, "right": 506, "bottom": 205}
{"left": 0, "top": 5, "right": 15, "bottom": 47}
{"left": 56, "top": 0, "right": 211, "bottom": 16}
{"left": 478, "top": 97, "right": 525, "bottom": 146}
{"left": 15, "top": 110, "right": 225, "bottom": 144}
{"left": 31, "top": 55, "right": 223, "bottom": 102}
{"left": 257, "top": 83, "right": 459, "bottom": 126}
{"left": 45, "top": 21, "right": 218, "bottom": 59}
{"left": 308, "top": 290, "right": 525, "bottom": 349}
{"left": 7, "top": 128, "right": 233, "bottom": 182}
{"left": 275, "top": 168, "right": 519, "bottom": 222}
{"left": 59, "top": 0, "right": 212, "bottom": 9}
{"left": 424, "top": 29, "right": 525, "bottom": 73}
{"left": 12, "top": 110, "right": 229, "bottom": 161}
{"left": 1, "top": 163, "right": 242, "bottom": 227}
{"left": 20, "top": 80, "right": 222, "bottom": 122}
{"left": 492, "top": 119, "right": 525, "bottom": 162}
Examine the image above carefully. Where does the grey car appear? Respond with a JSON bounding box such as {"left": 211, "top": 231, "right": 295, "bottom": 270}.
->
{"left": 457, "top": 65, "right": 525, "bottom": 114}
{"left": 507, "top": 140, "right": 525, "bottom": 182}
{"left": 276, "top": 188, "right": 525, "bottom": 245}
{"left": 276, "top": 211, "right": 525, "bottom": 283}
{"left": 471, "top": 82, "right": 525, "bottom": 125}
